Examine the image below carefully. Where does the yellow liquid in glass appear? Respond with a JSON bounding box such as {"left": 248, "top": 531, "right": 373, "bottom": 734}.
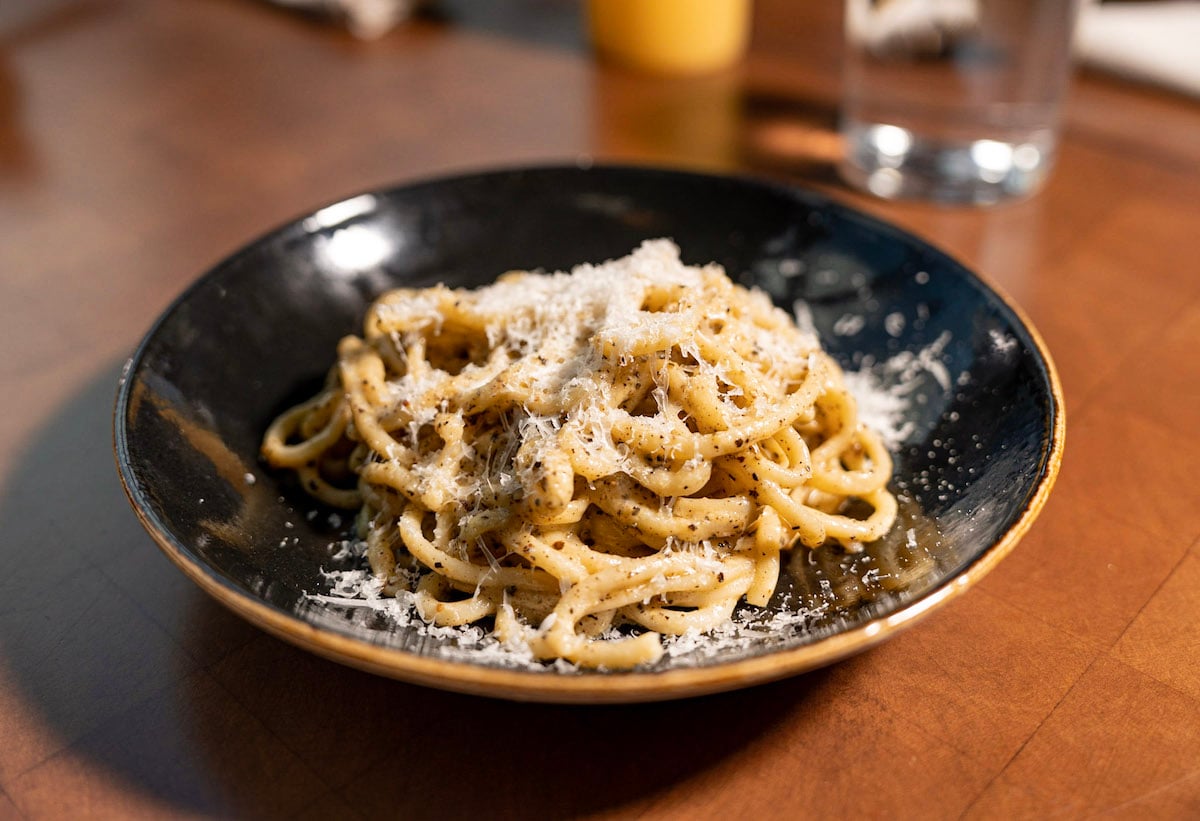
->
{"left": 588, "top": 0, "right": 752, "bottom": 75}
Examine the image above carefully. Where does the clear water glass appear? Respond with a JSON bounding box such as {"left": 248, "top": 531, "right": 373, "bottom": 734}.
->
{"left": 839, "top": 0, "right": 1083, "bottom": 204}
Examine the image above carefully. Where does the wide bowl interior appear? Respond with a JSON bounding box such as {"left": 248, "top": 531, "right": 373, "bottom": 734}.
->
{"left": 115, "top": 165, "right": 1062, "bottom": 702}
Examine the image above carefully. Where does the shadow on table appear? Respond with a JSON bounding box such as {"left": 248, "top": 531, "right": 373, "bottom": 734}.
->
{"left": 186, "top": 607, "right": 838, "bottom": 818}
{"left": 0, "top": 361, "right": 263, "bottom": 813}
{"left": 0, "top": 363, "right": 838, "bottom": 818}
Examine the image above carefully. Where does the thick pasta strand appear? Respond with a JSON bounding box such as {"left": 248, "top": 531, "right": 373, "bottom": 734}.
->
{"left": 261, "top": 240, "right": 897, "bottom": 668}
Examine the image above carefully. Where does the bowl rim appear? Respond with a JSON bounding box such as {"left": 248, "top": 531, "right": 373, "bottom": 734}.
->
{"left": 113, "top": 162, "right": 1066, "bottom": 703}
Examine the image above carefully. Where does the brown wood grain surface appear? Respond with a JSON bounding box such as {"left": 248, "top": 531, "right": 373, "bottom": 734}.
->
{"left": 1, "top": 0, "right": 1198, "bottom": 818}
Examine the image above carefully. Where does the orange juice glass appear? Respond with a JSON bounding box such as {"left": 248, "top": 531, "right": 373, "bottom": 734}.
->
{"left": 588, "top": 0, "right": 752, "bottom": 75}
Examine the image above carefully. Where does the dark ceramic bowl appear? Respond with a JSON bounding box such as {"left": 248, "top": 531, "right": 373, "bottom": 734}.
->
{"left": 114, "top": 165, "right": 1064, "bottom": 702}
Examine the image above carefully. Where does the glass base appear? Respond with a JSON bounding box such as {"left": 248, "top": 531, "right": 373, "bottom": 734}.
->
{"left": 839, "top": 121, "right": 1057, "bottom": 205}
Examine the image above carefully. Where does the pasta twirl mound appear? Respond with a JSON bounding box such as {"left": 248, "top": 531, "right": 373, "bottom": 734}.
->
{"left": 262, "top": 240, "right": 897, "bottom": 668}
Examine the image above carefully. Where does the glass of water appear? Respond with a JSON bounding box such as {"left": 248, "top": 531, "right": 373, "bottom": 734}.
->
{"left": 839, "top": 0, "right": 1083, "bottom": 204}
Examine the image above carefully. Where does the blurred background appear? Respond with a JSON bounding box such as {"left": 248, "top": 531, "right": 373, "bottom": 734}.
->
{"left": 2, "top": 1, "right": 1200, "bottom": 818}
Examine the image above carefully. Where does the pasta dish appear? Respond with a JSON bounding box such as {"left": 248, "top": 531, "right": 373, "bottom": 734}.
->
{"left": 261, "top": 240, "right": 897, "bottom": 668}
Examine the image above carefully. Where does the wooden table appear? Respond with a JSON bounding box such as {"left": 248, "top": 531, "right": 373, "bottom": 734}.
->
{"left": 2, "top": 1, "right": 1199, "bottom": 817}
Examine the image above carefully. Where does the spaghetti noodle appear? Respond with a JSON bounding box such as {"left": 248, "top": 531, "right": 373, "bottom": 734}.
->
{"left": 262, "top": 240, "right": 897, "bottom": 668}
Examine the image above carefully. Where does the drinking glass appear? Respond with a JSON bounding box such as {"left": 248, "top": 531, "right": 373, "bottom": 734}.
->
{"left": 839, "top": 0, "right": 1082, "bottom": 204}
